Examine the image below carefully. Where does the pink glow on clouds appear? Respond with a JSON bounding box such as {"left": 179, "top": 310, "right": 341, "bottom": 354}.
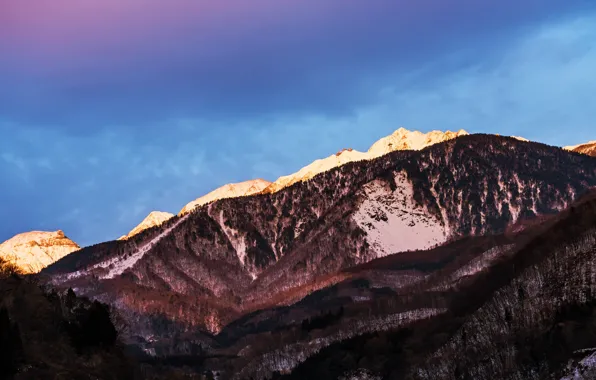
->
{"left": 1, "top": 0, "right": 373, "bottom": 75}
{"left": 0, "top": 0, "right": 436, "bottom": 58}
{"left": 0, "top": 0, "right": 548, "bottom": 79}
{"left": 2, "top": 1, "right": 349, "bottom": 48}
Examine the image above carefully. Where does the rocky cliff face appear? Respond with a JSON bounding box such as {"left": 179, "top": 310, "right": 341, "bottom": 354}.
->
{"left": 42, "top": 135, "right": 596, "bottom": 357}
{"left": 0, "top": 230, "right": 80, "bottom": 274}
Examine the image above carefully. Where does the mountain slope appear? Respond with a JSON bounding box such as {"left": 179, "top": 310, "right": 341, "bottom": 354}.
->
{"left": 43, "top": 135, "right": 596, "bottom": 358}
{"left": 0, "top": 230, "right": 80, "bottom": 274}
{"left": 118, "top": 211, "right": 174, "bottom": 240}
{"left": 276, "top": 188, "right": 596, "bottom": 380}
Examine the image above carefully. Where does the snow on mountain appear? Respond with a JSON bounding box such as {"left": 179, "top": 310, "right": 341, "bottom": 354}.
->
{"left": 564, "top": 140, "right": 596, "bottom": 157}
{"left": 353, "top": 172, "right": 447, "bottom": 257}
{"left": 118, "top": 211, "right": 174, "bottom": 240}
{"left": 0, "top": 230, "right": 80, "bottom": 273}
{"left": 58, "top": 213, "right": 189, "bottom": 282}
{"left": 367, "top": 128, "right": 469, "bottom": 155}
{"left": 564, "top": 141, "right": 596, "bottom": 151}
{"left": 262, "top": 148, "right": 370, "bottom": 194}
{"left": 179, "top": 179, "right": 271, "bottom": 215}
{"left": 262, "top": 128, "right": 468, "bottom": 194}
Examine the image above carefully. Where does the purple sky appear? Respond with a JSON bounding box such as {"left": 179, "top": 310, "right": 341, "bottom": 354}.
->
{"left": 1, "top": 0, "right": 595, "bottom": 246}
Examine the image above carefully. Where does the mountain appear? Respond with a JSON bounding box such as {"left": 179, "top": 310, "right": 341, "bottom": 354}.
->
{"left": 565, "top": 140, "right": 596, "bottom": 157}
{"left": 130, "top": 128, "right": 492, "bottom": 235}
{"left": 179, "top": 179, "right": 271, "bottom": 215}
{"left": 0, "top": 230, "right": 79, "bottom": 274}
{"left": 119, "top": 211, "right": 175, "bottom": 240}
{"left": 42, "top": 134, "right": 596, "bottom": 365}
{"left": 275, "top": 188, "right": 596, "bottom": 380}
{"left": 262, "top": 128, "right": 469, "bottom": 193}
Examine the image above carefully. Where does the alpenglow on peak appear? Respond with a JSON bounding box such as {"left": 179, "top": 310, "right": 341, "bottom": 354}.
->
{"left": 179, "top": 179, "right": 272, "bottom": 215}
{"left": 261, "top": 128, "right": 469, "bottom": 194}
{"left": 118, "top": 211, "right": 175, "bottom": 240}
{"left": 0, "top": 230, "right": 80, "bottom": 273}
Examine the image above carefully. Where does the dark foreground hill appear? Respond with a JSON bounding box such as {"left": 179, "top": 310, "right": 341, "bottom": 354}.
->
{"left": 0, "top": 259, "right": 209, "bottom": 380}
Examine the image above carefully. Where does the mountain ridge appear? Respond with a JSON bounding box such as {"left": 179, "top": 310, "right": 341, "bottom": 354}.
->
{"left": 179, "top": 178, "right": 272, "bottom": 215}
{"left": 42, "top": 135, "right": 596, "bottom": 360}
{"left": 565, "top": 140, "right": 596, "bottom": 157}
{"left": 100, "top": 128, "right": 473, "bottom": 250}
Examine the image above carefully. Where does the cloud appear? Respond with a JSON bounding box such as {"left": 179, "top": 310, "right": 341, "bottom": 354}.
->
{"left": 369, "top": 12, "right": 596, "bottom": 147}
{"left": 1, "top": 0, "right": 590, "bottom": 132}
{"left": 1, "top": 3, "right": 595, "bottom": 246}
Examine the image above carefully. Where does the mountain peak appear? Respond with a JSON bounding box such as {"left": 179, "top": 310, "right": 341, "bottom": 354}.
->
{"left": 0, "top": 230, "right": 80, "bottom": 273}
{"left": 179, "top": 178, "right": 272, "bottom": 215}
{"left": 118, "top": 211, "right": 175, "bottom": 240}
{"left": 564, "top": 140, "right": 596, "bottom": 156}
{"left": 261, "top": 128, "right": 468, "bottom": 194}
{"left": 368, "top": 128, "right": 469, "bottom": 155}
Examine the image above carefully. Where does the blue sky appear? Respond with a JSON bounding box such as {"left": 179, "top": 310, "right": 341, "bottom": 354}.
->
{"left": 1, "top": 0, "right": 595, "bottom": 246}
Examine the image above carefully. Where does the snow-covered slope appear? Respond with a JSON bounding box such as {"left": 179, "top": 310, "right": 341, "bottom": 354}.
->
{"left": 180, "top": 179, "right": 271, "bottom": 215}
{"left": 61, "top": 214, "right": 190, "bottom": 282}
{"left": 0, "top": 230, "right": 80, "bottom": 273}
{"left": 565, "top": 140, "right": 596, "bottom": 157}
{"left": 262, "top": 128, "right": 468, "bottom": 194}
{"left": 367, "top": 128, "right": 468, "bottom": 156}
{"left": 118, "top": 211, "right": 174, "bottom": 240}
{"left": 353, "top": 172, "right": 447, "bottom": 257}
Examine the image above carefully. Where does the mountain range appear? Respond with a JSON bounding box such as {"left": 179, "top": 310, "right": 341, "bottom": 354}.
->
{"left": 4, "top": 128, "right": 594, "bottom": 274}
{"left": 1, "top": 128, "right": 471, "bottom": 272}
{"left": 36, "top": 132, "right": 596, "bottom": 376}
{"left": 2, "top": 128, "right": 596, "bottom": 379}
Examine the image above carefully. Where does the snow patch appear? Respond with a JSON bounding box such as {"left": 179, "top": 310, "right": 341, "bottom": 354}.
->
{"left": 353, "top": 172, "right": 446, "bottom": 258}
{"left": 216, "top": 210, "right": 248, "bottom": 266}
{"left": 99, "top": 215, "right": 189, "bottom": 279}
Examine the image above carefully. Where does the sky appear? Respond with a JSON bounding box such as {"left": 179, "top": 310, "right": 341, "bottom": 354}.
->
{"left": 1, "top": 0, "right": 595, "bottom": 246}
